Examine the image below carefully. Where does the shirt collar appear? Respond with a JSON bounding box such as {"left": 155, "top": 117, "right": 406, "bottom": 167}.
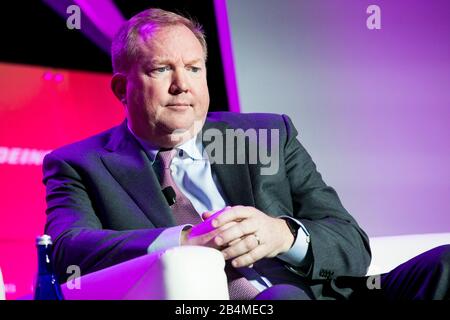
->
{"left": 127, "top": 123, "right": 205, "bottom": 163}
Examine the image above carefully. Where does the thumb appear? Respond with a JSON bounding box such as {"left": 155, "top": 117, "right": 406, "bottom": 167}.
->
{"left": 202, "top": 211, "right": 214, "bottom": 220}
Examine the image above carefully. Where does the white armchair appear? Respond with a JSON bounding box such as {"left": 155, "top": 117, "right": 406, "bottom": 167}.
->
{"left": 59, "top": 233, "right": 450, "bottom": 300}
{"left": 61, "top": 246, "right": 229, "bottom": 300}
{"left": 367, "top": 232, "right": 450, "bottom": 275}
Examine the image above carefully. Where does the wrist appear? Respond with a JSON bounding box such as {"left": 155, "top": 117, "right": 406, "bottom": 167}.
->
{"left": 279, "top": 219, "right": 295, "bottom": 253}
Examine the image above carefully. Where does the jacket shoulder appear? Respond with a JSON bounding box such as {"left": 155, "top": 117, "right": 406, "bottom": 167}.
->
{"left": 207, "top": 111, "right": 292, "bottom": 130}
{"left": 46, "top": 123, "right": 122, "bottom": 161}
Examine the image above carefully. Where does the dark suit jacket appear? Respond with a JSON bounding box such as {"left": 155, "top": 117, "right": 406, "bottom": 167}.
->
{"left": 43, "top": 112, "right": 371, "bottom": 299}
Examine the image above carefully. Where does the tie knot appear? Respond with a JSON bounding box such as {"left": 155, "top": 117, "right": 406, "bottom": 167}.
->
{"left": 156, "top": 149, "right": 177, "bottom": 169}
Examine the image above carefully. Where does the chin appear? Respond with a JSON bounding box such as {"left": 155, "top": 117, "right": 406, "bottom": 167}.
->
{"left": 163, "top": 120, "right": 191, "bottom": 133}
{"left": 165, "top": 115, "right": 202, "bottom": 132}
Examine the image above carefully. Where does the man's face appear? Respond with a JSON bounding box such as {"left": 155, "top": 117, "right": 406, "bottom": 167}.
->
{"left": 123, "top": 24, "right": 209, "bottom": 147}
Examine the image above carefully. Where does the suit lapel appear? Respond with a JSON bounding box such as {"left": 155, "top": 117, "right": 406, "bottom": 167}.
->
{"left": 100, "top": 122, "right": 175, "bottom": 228}
{"left": 99, "top": 118, "right": 256, "bottom": 227}
{"left": 202, "top": 119, "right": 256, "bottom": 207}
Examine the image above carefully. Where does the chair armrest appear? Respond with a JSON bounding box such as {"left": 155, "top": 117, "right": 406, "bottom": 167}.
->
{"left": 61, "top": 246, "right": 229, "bottom": 300}
{"left": 367, "top": 232, "right": 450, "bottom": 275}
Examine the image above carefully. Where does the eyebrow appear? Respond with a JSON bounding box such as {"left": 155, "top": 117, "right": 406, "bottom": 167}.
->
{"left": 148, "top": 58, "right": 204, "bottom": 65}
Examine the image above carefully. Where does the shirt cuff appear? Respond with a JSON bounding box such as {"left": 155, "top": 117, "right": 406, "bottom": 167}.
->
{"left": 146, "top": 224, "right": 193, "bottom": 254}
{"left": 277, "top": 216, "right": 310, "bottom": 267}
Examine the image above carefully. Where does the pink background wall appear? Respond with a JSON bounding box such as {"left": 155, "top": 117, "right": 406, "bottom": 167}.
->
{"left": 0, "top": 63, "right": 124, "bottom": 299}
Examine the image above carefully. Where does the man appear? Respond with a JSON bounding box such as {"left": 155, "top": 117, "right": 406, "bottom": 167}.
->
{"left": 43, "top": 8, "right": 449, "bottom": 300}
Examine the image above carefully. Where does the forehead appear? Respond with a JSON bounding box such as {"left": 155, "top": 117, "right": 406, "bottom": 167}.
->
{"left": 135, "top": 24, "right": 204, "bottom": 63}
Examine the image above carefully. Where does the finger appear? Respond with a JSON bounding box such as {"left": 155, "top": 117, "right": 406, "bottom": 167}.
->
{"left": 188, "top": 221, "right": 239, "bottom": 249}
{"left": 231, "top": 245, "right": 267, "bottom": 268}
{"left": 214, "top": 218, "right": 256, "bottom": 246}
{"left": 201, "top": 211, "right": 214, "bottom": 220}
{"left": 219, "top": 220, "right": 238, "bottom": 229}
{"left": 189, "top": 214, "right": 236, "bottom": 239}
{"left": 203, "top": 206, "right": 231, "bottom": 221}
{"left": 211, "top": 222, "right": 240, "bottom": 249}
{"left": 187, "top": 219, "right": 225, "bottom": 239}
{"left": 212, "top": 206, "right": 252, "bottom": 228}
{"left": 222, "top": 234, "right": 260, "bottom": 260}
{"left": 227, "top": 237, "right": 241, "bottom": 246}
{"left": 187, "top": 229, "right": 217, "bottom": 245}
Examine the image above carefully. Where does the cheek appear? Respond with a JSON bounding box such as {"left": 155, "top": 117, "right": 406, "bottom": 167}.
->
{"left": 127, "top": 81, "right": 145, "bottom": 104}
{"left": 200, "top": 86, "right": 210, "bottom": 110}
{"left": 194, "top": 79, "right": 210, "bottom": 104}
{"left": 127, "top": 85, "right": 158, "bottom": 117}
{"left": 144, "top": 81, "right": 170, "bottom": 103}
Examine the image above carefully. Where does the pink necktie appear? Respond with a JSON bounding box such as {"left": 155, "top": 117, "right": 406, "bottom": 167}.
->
{"left": 156, "top": 149, "right": 259, "bottom": 300}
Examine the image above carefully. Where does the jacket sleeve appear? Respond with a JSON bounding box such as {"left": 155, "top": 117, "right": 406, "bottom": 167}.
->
{"left": 42, "top": 152, "right": 165, "bottom": 283}
{"left": 281, "top": 114, "right": 371, "bottom": 281}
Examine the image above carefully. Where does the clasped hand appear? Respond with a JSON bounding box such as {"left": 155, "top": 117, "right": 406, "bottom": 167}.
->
{"left": 181, "top": 205, "right": 294, "bottom": 268}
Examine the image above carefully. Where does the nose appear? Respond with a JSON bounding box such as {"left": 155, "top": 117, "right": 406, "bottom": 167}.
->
{"left": 169, "top": 68, "right": 189, "bottom": 95}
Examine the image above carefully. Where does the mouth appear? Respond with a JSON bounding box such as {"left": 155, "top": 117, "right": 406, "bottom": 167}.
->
{"left": 165, "top": 103, "right": 192, "bottom": 110}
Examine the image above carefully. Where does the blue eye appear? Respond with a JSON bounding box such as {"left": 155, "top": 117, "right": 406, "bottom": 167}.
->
{"left": 189, "top": 66, "right": 201, "bottom": 73}
{"left": 153, "top": 66, "right": 171, "bottom": 73}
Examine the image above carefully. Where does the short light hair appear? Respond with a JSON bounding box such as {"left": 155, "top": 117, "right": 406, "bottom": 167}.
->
{"left": 111, "top": 8, "right": 207, "bottom": 74}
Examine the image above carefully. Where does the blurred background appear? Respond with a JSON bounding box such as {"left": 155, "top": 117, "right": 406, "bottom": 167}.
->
{"left": 0, "top": 0, "right": 449, "bottom": 299}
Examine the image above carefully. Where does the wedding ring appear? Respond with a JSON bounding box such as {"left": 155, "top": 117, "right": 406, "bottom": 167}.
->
{"left": 254, "top": 233, "right": 261, "bottom": 246}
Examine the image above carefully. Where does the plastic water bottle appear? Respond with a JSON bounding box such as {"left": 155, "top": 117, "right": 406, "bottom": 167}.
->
{"left": 33, "top": 235, "right": 64, "bottom": 300}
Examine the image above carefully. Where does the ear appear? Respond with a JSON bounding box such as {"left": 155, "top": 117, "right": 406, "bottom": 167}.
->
{"left": 111, "top": 73, "right": 127, "bottom": 105}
